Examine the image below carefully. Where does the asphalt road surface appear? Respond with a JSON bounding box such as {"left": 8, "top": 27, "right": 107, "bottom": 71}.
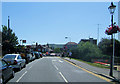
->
{"left": 8, "top": 57, "right": 112, "bottom": 83}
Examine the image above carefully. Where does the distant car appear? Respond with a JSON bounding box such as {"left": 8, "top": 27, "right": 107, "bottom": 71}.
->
{"left": 34, "top": 52, "right": 40, "bottom": 59}
{"left": 50, "top": 53, "right": 56, "bottom": 56}
{"left": 0, "top": 59, "right": 15, "bottom": 84}
{"left": 3, "top": 54, "right": 26, "bottom": 70}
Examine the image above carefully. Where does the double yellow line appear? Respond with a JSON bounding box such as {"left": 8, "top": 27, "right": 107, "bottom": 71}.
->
{"left": 59, "top": 57, "right": 115, "bottom": 84}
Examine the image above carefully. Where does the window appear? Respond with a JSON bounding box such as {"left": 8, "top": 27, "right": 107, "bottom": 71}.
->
{"left": 4, "top": 55, "right": 16, "bottom": 60}
{"left": 2, "top": 60, "right": 7, "bottom": 67}
{"left": 17, "top": 55, "right": 22, "bottom": 59}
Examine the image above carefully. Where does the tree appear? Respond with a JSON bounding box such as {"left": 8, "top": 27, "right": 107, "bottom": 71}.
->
{"left": 98, "top": 38, "right": 120, "bottom": 57}
{"left": 2, "top": 25, "right": 18, "bottom": 55}
{"left": 54, "top": 48, "right": 62, "bottom": 53}
{"left": 71, "top": 42, "right": 102, "bottom": 62}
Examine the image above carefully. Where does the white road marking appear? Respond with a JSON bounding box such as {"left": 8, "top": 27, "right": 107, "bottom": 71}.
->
{"left": 54, "top": 65, "right": 59, "bottom": 70}
{"left": 59, "top": 60, "right": 63, "bottom": 63}
{"left": 52, "top": 59, "right": 58, "bottom": 70}
{"left": 16, "top": 71, "right": 27, "bottom": 82}
{"left": 59, "top": 72, "right": 68, "bottom": 83}
{"left": 28, "top": 66, "right": 33, "bottom": 70}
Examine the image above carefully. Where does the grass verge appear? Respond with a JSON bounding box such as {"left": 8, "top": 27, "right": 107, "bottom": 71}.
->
{"left": 66, "top": 57, "right": 110, "bottom": 69}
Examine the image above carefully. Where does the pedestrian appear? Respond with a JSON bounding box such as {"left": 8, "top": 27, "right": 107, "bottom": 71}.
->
{"left": 69, "top": 51, "right": 72, "bottom": 59}
{"left": 62, "top": 52, "right": 64, "bottom": 57}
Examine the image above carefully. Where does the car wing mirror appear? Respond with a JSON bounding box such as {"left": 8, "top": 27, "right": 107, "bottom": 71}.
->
{"left": 7, "top": 63, "right": 10, "bottom": 66}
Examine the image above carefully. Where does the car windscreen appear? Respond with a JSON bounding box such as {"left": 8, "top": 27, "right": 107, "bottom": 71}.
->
{"left": 3, "top": 55, "right": 16, "bottom": 60}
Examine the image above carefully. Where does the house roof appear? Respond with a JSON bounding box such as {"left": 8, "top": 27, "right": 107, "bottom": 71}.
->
{"left": 65, "top": 42, "right": 78, "bottom": 45}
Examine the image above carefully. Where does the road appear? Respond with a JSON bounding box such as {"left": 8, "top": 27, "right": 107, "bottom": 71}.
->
{"left": 8, "top": 57, "right": 112, "bottom": 83}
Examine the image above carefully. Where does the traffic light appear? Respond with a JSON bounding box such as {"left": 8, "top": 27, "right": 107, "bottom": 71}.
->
{"left": 22, "top": 40, "right": 26, "bottom": 43}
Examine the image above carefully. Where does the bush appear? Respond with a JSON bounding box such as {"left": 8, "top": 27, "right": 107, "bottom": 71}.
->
{"left": 71, "top": 42, "right": 103, "bottom": 62}
{"left": 98, "top": 38, "right": 120, "bottom": 57}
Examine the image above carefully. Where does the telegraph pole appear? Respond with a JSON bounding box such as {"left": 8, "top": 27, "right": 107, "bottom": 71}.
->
{"left": 8, "top": 16, "right": 10, "bottom": 28}
{"left": 97, "top": 24, "right": 101, "bottom": 45}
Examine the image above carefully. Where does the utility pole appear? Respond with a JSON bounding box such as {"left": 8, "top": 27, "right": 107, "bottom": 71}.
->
{"left": 97, "top": 24, "right": 101, "bottom": 45}
{"left": 65, "top": 37, "right": 71, "bottom": 42}
{"left": 8, "top": 16, "right": 10, "bottom": 28}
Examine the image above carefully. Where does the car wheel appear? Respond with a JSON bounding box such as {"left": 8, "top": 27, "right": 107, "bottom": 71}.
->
{"left": 11, "top": 70, "right": 15, "bottom": 78}
{"left": 0, "top": 78, "right": 3, "bottom": 84}
{"left": 1, "top": 76, "right": 5, "bottom": 84}
{"left": 23, "top": 64, "right": 26, "bottom": 68}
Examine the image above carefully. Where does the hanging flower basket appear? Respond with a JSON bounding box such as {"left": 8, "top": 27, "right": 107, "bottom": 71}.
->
{"left": 105, "top": 25, "right": 120, "bottom": 35}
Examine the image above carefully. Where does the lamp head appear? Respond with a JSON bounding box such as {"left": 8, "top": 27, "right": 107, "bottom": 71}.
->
{"left": 108, "top": 2, "right": 116, "bottom": 15}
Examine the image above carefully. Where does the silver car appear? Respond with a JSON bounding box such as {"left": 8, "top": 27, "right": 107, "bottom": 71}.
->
{"left": 27, "top": 54, "right": 33, "bottom": 62}
{"left": 3, "top": 54, "right": 26, "bottom": 70}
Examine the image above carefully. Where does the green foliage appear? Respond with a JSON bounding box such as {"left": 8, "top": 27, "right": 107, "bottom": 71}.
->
{"left": 71, "top": 42, "right": 103, "bottom": 62}
{"left": 0, "top": 31, "right": 1, "bottom": 42}
{"left": 0, "top": 31, "right": 2, "bottom": 57}
{"left": 2, "top": 26, "right": 18, "bottom": 55}
{"left": 15, "top": 45, "right": 26, "bottom": 53}
{"left": 98, "top": 38, "right": 120, "bottom": 57}
{"left": 54, "top": 48, "right": 62, "bottom": 53}
{"left": 98, "top": 38, "right": 112, "bottom": 55}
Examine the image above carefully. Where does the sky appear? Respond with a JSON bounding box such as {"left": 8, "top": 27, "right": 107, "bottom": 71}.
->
{"left": 1, "top": 2, "right": 119, "bottom": 45}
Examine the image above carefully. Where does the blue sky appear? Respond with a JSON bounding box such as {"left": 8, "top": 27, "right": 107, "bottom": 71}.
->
{"left": 2, "top": 2, "right": 118, "bottom": 45}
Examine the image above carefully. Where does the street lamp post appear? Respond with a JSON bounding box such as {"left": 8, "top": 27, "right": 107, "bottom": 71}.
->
{"left": 65, "top": 37, "right": 71, "bottom": 42}
{"left": 108, "top": 2, "right": 116, "bottom": 77}
{"left": 20, "top": 39, "right": 22, "bottom": 45}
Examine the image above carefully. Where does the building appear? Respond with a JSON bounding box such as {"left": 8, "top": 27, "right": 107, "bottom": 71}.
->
{"left": 0, "top": 31, "right": 2, "bottom": 57}
{"left": 78, "top": 38, "right": 97, "bottom": 45}
{"left": 49, "top": 44, "right": 64, "bottom": 49}
{"left": 26, "top": 44, "right": 45, "bottom": 52}
{"left": 26, "top": 44, "right": 54, "bottom": 53}
{"left": 64, "top": 42, "right": 78, "bottom": 50}
{"left": 118, "top": 1, "right": 120, "bottom": 41}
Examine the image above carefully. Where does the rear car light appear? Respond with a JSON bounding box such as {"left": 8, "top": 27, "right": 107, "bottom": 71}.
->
{"left": 14, "top": 60, "right": 17, "bottom": 64}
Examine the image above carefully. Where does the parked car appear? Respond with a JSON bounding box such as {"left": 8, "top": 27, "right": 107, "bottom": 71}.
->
{"left": 34, "top": 52, "right": 40, "bottom": 59}
{"left": 0, "top": 59, "right": 15, "bottom": 84}
{"left": 26, "top": 54, "right": 33, "bottom": 62}
{"left": 43, "top": 53, "right": 46, "bottom": 57}
{"left": 21, "top": 53, "right": 30, "bottom": 64}
{"left": 38, "top": 52, "right": 43, "bottom": 58}
{"left": 3, "top": 54, "right": 26, "bottom": 71}
{"left": 31, "top": 52, "right": 36, "bottom": 60}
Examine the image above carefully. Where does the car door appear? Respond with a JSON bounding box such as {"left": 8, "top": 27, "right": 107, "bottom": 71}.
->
{"left": 2, "top": 60, "right": 12, "bottom": 80}
{"left": 28, "top": 54, "right": 32, "bottom": 61}
{"left": 18, "top": 55, "right": 25, "bottom": 67}
{"left": 17, "top": 55, "right": 23, "bottom": 67}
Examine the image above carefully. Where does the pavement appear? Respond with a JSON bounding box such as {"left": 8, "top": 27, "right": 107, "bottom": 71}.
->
{"left": 63, "top": 57, "right": 120, "bottom": 82}
{"left": 7, "top": 57, "right": 114, "bottom": 83}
